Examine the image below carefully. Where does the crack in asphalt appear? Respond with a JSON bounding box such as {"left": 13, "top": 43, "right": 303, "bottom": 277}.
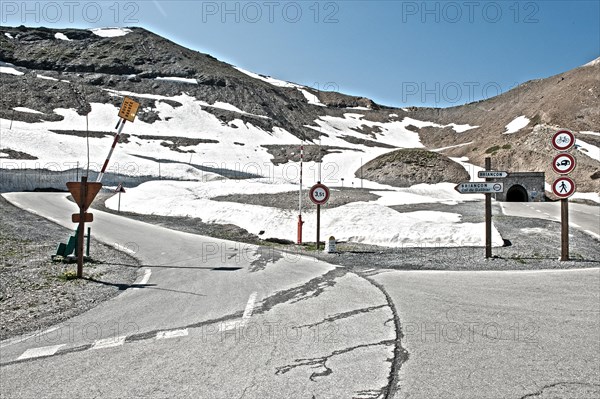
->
{"left": 274, "top": 339, "right": 395, "bottom": 382}
{"left": 248, "top": 248, "right": 283, "bottom": 273}
{"left": 252, "top": 262, "right": 406, "bottom": 398}
{"left": 254, "top": 267, "right": 350, "bottom": 314}
{"left": 519, "top": 381, "right": 600, "bottom": 398}
{"left": 357, "top": 273, "right": 409, "bottom": 399}
{"left": 293, "top": 304, "right": 388, "bottom": 330}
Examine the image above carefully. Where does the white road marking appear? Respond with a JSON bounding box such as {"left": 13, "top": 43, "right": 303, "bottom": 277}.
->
{"left": 133, "top": 268, "right": 151, "bottom": 290}
{"left": 91, "top": 335, "right": 127, "bottom": 350}
{"left": 242, "top": 292, "right": 258, "bottom": 320}
{"left": 0, "top": 326, "right": 60, "bottom": 349}
{"left": 156, "top": 329, "right": 189, "bottom": 340}
{"left": 222, "top": 292, "right": 259, "bottom": 332}
{"left": 17, "top": 344, "right": 65, "bottom": 360}
{"left": 113, "top": 243, "right": 137, "bottom": 254}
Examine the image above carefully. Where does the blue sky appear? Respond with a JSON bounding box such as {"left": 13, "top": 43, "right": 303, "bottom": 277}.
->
{"left": 2, "top": 1, "right": 599, "bottom": 107}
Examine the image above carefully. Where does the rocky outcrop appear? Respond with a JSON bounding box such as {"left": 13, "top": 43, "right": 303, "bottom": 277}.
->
{"left": 356, "top": 149, "right": 469, "bottom": 187}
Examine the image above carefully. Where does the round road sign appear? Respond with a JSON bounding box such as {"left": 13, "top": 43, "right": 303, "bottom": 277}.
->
{"left": 552, "top": 130, "right": 575, "bottom": 151}
{"left": 309, "top": 183, "right": 330, "bottom": 205}
{"left": 552, "top": 153, "right": 576, "bottom": 175}
{"left": 552, "top": 177, "right": 576, "bottom": 199}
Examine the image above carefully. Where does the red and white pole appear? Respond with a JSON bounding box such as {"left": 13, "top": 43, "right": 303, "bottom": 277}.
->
{"left": 297, "top": 142, "right": 304, "bottom": 244}
{"left": 96, "top": 119, "right": 126, "bottom": 183}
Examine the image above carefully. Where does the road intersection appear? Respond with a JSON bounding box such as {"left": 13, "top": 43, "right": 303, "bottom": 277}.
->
{"left": 1, "top": 193, "right": 598, "bottom": 398}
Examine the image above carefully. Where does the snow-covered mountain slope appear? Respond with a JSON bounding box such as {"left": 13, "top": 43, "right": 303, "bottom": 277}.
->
{"left": 0, "top": 26, "right": 598, "bottom": 246}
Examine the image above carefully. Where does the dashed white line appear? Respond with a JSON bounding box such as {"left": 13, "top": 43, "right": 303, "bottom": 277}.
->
{"left": 156, "top": 329, "right": 189, "bottom": 340}
{"left": 242, "top": 292, "right": 258, "bottom": 320}
{"left": 17, "top": 344, "right": 65, "bottom": 360}
{"left": 91, "top": 335, "right": 127, "bottom": 350}
{"left": 0, "top": 326, "right": 60, "bottom": 349}
{"left": 133, "top": 268, "right": 151, "bottom": 290}
{"left": 114, "top": 243, "right": 137, "bottom": 254}
{"left": 222, "top": 292, "right": 259, "bottom": 332}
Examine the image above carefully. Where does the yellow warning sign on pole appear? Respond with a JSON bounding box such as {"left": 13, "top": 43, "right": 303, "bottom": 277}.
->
{"left": 118, "top": 97, "right": 140, "bottom": 122}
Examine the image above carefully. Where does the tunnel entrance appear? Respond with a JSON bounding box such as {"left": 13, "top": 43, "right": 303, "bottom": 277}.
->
{"left": 506, "top": 185, "right": 529, "bottom": 202}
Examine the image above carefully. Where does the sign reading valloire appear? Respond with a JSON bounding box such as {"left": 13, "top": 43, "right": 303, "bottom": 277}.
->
{"left": 477, "top": 171, "right": 508, "bottom": 179}
{"left": 454, "top": 182, "right": 504, "bottom": 194}
{"left": 309, "top": 183, "right": 330, "bottom": 205}
{"left": 118, "top": 97, "right": 140, "bottom": 122}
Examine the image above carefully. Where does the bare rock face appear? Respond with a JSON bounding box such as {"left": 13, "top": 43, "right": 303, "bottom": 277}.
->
{"left": 356, "top": 149, "right": 470, "bottom": 187}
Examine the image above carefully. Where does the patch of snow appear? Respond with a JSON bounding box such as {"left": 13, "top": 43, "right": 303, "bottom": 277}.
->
{"left": 105, "top": 180, "right": 503, "bottom": 248}
{"left": 4, "top": 33, "right": 13, "bottom": 39}
{"left": 575, "top": 139, "right": 600, "bottom": 161}
{"left": 389, "top": 113, "right": 398, "bottom": 118}
{"left": 580, "top": 131, "right": 600, "bottom": 137}
{"left": 0, "top": 152, "right": 8, "bottom": 158}
{"left": 347, "top": 106, "right": 370, "bottom": 111}
{"left": 90, "top": 28, "right": 132, "bottom": 38}
{"left": 401, "top": 108, "right": 410, "bottom": 112}
{"left": 504, "top": 116, "right": 530, "bottom": 134}
{"left": 37, "top": 74, "right": 58, "bottom": 81}
{"left": 155, "top": 76, "right": 198, "bottom": 84}
{"left": 583, "top": 57, "right": 600, "bottom": 67}
{"left": 299, "top": 89, "right": 326, "bottom": 107}
{"left": 198, "top": 100, "right": 270, "bottom": 119}
{"left": 448, "top": 123, "right": 479, "bottom": 133}
{"left": 54, "top": 32, "right": 71, "bottom": 41}
{"left": 13, "top": 107, "right": 43, "bottom": 114}
{"left": 572, "top": 192, "right": 600, "bottom": 204}
{"left": 234, "top": 66, "right": 303, "bottom": 89}
{"left": 0, "top": 66, "right": 24, "bottom": 76}
{"left": 450, "top": 157, "right": 485, "bottom": 181}
{"left": 432, "top": 142, "right": 473, "bottom": 152}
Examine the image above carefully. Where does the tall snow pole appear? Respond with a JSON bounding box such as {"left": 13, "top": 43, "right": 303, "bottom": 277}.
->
{"left": 297, "top": 141, "right": 304, "bottom": 244}
{"left": 96, "top": 118, "right": 126, "bottom": 183}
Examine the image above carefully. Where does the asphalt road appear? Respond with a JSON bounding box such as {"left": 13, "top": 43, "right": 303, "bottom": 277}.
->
{"left": 1, "top": 193, "right": 599, "bottom": 398}
{"left": 500, "top": 201, "right": 600, "bottom": 240}
{"left": 374, "top": 269, "right": 600, "bottom": 399}
{"left": 0, "top": 193, "right": 397, "bottom": 398}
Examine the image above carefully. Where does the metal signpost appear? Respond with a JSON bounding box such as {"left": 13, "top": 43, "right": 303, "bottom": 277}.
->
{"left": 66, "top": 177, "right": 102, "bottom": 277}
{"left": 97, "top": 97, "right": 140, "bottom": 183}
{"left": 551, "top": 130, "right": 576, "bottom": 261}
{"left": 309, "top": 182, "right": 330, "bottom": 250}
{"left": 455, "top": 158, "right": 505, "bottom": 258}
{"left": 115, "top": 182, "right": 126, "bottom": 213}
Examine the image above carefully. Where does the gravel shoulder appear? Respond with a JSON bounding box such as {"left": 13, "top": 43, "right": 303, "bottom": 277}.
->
{"left": 0, "top": 196, "right": 140, "bottom": 341}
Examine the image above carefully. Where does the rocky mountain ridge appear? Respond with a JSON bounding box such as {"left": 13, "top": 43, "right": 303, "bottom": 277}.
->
{"left": 1, "top": 26, "right": 598, "bottom": 193}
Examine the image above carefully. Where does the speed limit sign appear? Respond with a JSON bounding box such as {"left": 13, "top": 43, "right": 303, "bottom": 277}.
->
{"left": 309, "top": 183, "right": 330, "bottom": 205}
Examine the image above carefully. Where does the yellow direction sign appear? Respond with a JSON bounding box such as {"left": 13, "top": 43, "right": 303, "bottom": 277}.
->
{"left": 118, "top": 97, "right": 140, "bottom": 122}
{"left": 66, "top": 182, "right": 103, "bottom": 210}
